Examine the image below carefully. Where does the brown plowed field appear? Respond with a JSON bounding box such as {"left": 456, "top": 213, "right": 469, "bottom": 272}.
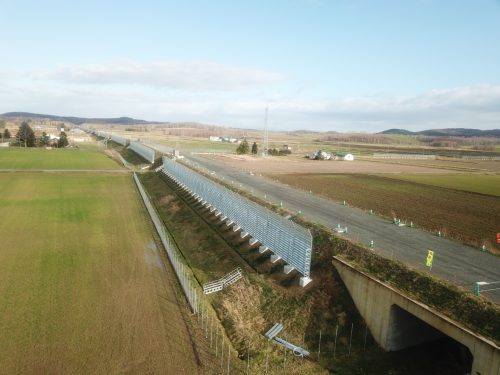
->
{"left": 269, "top": 173, "right": 500, "bottom": 252}
{"left": 204, "top": 154, "right": 465, "bottom": 174}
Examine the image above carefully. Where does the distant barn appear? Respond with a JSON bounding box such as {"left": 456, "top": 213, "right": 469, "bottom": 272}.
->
{"left": 335, "top": 152, "right": 354, "bottom": 161}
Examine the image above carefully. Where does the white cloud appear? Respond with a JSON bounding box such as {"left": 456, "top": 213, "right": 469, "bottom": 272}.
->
{"left": 1, "top": 74, "right": 499, "bottom": 132}
{"left": 45, "top": 61, "right": 285, "bottom": 91}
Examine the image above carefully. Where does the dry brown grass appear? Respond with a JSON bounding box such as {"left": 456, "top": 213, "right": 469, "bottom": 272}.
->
{"left": 204, "top": 153, "right": 463, "bottom": 174}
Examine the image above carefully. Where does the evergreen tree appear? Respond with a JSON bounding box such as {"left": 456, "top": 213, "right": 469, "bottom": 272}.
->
{"left": 58, "top": 131, "right": 69, "bottom": 148}
{"left": 40, "top": 132, "right": 50, "bottom": 146}
{"left": 236, "top": 138, "right": 250, "bottom": 154}
{"left": 3, "top": 128, "right": 11, "bottom": 139}
{"left": 251, "top": 142, "right": 258, "bottom": 155}
{"left": 16, "top": 121, "right": 36, "bottom": 147}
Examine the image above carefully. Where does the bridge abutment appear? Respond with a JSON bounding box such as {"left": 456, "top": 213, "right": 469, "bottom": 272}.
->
{"left": 333, "top": 257, "right": 500, "bottom": 375}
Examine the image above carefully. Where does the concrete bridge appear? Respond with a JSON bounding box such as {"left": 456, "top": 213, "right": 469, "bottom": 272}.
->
{"left": 333, "top": 257, "right": 500, "bottom": 375}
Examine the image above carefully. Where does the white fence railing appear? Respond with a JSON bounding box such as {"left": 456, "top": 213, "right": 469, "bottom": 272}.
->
{"left": 461, "top": 156, "right": 500, "bottom": 161}
{"left": 202, "top": 268, "right": 243, "bottom": 294}
{"left": 373, "top": 153, "right": 436, "bottom": 159}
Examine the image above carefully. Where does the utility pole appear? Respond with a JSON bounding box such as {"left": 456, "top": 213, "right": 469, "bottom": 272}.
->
{"left": 262, "top": 107, "right": 269, "bottom": 157}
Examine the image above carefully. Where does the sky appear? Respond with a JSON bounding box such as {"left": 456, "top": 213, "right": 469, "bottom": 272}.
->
{"left": 1, "top": 0, "right": 499, "bottom": 132}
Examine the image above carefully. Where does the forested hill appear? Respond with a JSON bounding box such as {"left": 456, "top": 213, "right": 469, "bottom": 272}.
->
{"left": 0, "top": 112, "right": 157, "bottom": 125}
{"left": 380, "top": 128, "right": 500, "bottom": 137}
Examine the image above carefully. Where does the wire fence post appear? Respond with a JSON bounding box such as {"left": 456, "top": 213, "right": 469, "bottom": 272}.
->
{"left": 246, "top": 341, "right": 250, "bottom": 375}
{"left": 283, "top": 336, "right": 287, "bottom": 373}
{"left": 364, "top": 324, "right": 368, "bottom": 353}
{"left": 210, "top": 316, "right": 213, "bottom": 348}
{"left": 197, "top": 293, "right": 200, "bottom": 322}
{"left": 205, "top": 308, "right": 208, "bottom": 338}
{"left": 215, "top": 325, "right": 219, "bottom": 357}
{"left": 201, "top": 307, "right": 205, "bottom": 332}
{"left": 333, "top": 325, "right": 339, "bottom": 360}
{"left": 221, "top": 337, "right": 224, "bottom": 368}
{"left": 348, "top": 323, "right": 354, "bottom": 357}
{"left": 317, "top": 329, "right": 322, "bottom": 362}
{"left": 265, "top": 343, "right": 269, "bottom": 375}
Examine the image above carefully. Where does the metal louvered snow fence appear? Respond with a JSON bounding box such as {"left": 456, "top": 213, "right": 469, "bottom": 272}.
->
{"left": 161, "top": 157, "right": 313, "bottom": 286}
{"left": 96, "top": 130, "right": 110, "bottom": 139}
{"left": 110, "top": 133, "right": 129, "bottom": 146}
{"left": 130, "top": 141, "right": 155, "bottom": 164}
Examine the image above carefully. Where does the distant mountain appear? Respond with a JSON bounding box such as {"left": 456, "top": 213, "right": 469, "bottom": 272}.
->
{"left": 290, "top": 129, "right": 320, "bottom": 134}
{"left": 0, "top": 112, "right": 158, "bottom": 125}
{"left": 378, "top": 128, "right": 414, "bottom": 135}
{"left": 379, "top": 128, "right": 500, "bottom": 138}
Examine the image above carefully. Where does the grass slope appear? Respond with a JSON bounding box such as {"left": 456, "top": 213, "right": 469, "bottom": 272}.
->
{"left": 0, "top": 145, "right": 121, "bottom": 170}
{"left": 0, "top": 173, "right": 198, "bottom": 375}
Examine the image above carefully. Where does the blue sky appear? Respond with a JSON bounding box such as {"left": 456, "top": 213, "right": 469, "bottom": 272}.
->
{"left": 1, "top": 0, "right": 499, "bottom": 132}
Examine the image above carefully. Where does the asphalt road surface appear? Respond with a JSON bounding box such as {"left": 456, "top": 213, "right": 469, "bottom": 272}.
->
{"left": 148, "top": 143, "right": 500, "bottom": 304}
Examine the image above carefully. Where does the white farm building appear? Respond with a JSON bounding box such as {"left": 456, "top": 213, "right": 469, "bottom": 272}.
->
{"left": 335, "top": 152, "right": 354, "bottom": 161}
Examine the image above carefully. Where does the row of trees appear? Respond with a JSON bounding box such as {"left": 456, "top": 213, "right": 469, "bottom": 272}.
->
{"left": 1, "top": 128, "right": 11, "bottom": 141}
{"left": 236, "top": 139, "right": 258, "bottom": 155}
{"left": 3, "top": 121, "right": 68, "bottom": 148}
{"left": 235, "top": 140, "right": 292, "bottom": 156}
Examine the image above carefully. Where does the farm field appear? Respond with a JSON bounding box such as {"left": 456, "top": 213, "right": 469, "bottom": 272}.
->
{"left": 0, "top": 172, "right": 198, "bottom": 374}
{"left": 389, "top": 173, "right": 500, "bottom": 196}
{"left": 369, "top": 158, "right": 500, "bottom": 173}
{"left": 268, "top": 173, "right": 500, "bottom": 252}
{"left": 0, "top": 145, "right": 121, "bottom": 170}
{"left": 203, "top": 153, "right": 459, "bottom": 174}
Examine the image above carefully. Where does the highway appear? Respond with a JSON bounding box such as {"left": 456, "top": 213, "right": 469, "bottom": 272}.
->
{"left": 148, "top": 143, "right": 500, "bottom": 304}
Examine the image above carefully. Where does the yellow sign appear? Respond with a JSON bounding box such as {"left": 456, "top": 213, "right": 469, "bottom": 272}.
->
{"left": 426, "top": 250, "right": 434, "bottom": 267}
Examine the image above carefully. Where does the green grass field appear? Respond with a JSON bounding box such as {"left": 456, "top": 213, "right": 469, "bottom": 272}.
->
{"left": 0, "top": 148, "right": 198, "bottom": 374}
{"left": 0, "top": 145, "right": 121, "bottom": 170}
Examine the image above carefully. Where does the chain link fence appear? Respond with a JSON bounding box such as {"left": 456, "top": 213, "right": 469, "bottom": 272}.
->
{"left": 134, "top": 173, "right": 244, "bottom": 374}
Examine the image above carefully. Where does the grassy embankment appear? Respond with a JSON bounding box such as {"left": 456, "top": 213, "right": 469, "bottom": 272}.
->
{"left": 268, "top": 173, "right": 500, "bottom": 252}
{"left": 0, "top": 149, "right": 199, "bottom": 374}
{"left": 140, "top": 171, "right": 483, "bottom": 375}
